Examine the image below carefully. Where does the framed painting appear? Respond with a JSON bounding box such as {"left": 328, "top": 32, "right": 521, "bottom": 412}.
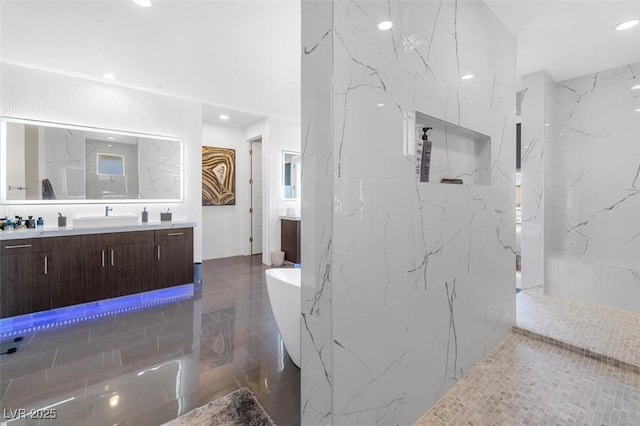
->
{"left": 202, "top": 146, "right": 236, "bottom": 206}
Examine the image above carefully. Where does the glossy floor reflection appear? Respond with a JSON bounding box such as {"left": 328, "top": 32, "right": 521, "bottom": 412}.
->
{"left": 0, "top": 255, "right": 300, "bottom": 426}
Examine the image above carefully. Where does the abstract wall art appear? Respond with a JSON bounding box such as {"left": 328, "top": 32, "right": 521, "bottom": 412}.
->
{"left": 202, "top": 146, "right": 235, "bottom": 206}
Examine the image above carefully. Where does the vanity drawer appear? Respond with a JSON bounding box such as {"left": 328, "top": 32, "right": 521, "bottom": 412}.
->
{"left": 103, "top": 230, "right": 155, "bottom": 246}
{"left": 0, "top": 239, "right": 39, "bottom": 254}
{"left": 155, "top": 228, "right": 192, "bottom": 241}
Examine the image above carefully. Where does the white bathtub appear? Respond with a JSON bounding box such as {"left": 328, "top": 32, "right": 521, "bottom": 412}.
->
{"left": 265, "top": 268, "right": 301, "bottom": 367}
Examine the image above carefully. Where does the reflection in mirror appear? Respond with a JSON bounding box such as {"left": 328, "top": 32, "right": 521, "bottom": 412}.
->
{"left": 1, "top": 118, "right": 183, "bottom": 203}
{"left": 283, "top": 151, "right": 301, "bottom": 200}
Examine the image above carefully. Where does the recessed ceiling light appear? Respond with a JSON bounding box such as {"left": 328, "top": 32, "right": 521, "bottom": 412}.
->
{"left": 377, "top": 103, "right": 385, "bottom": 107}
{"left": 544, "top": 123, "right": 551, "bottom": 127}
{"left": 101, "top": 73, "right": 116, "bottom": 80}
{"left": 632, "top": 84, "right": 640, "bottom": 90}
{"left": 378, "top": 21, "right": 393, "bottom": 31}
{"left": 461, "top": 74, "right": 474, "bottom": 80}
{"left": 108, "top": 136, "right": 115, "bottom": 140}
{"left": 614, "top": 19, "right": 639, "bottom": 31}
{"left": 132, "top": 0, "right": 152, "bottom": 7}
{"left": 219, "top": 115, "right": 229, "bottom": 120}
{"left": 635, "top": 108, "right": 640, "bottom": 112}
{"left": 107, "top": 144, "right": 113, "bottom": 147}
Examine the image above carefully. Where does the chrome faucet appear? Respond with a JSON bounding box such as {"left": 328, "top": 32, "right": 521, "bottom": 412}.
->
{"left": 105, "top": 206, "right": 113, "bottom": 217}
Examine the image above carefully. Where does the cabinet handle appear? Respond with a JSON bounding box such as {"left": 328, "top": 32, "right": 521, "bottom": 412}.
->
{"left": 6, "top": 244, "right": 32, "bottom": 249}
{"left": 101, "top": 250, "right": 105, "bottom": 267}
{"left": 167, "top": 232, "right": 184, "bottom": 236}
{"left": 110, "top": 250, "right": 114, "bottom": 266}
{"left": 44, "top": 256, "right": 48, "bottom": 275}
{"left": 157, "top": 245, "right": 161, "bottom": 260}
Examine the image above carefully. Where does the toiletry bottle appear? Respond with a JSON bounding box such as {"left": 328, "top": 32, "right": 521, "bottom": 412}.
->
{"left": 37, "top": 217, "right": 44, "bottom": 229}
{"left": 142, "top": 207, "right": 148, "bottom": 223}
{"left": 27, "top": 215, "right": 36, "bottom": 229}
{"left": 420, "top": 127, "right": 433, "bottom": 183}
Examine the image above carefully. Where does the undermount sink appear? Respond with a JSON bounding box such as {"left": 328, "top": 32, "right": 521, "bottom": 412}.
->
{"left": 73, "top": 215, "right": 138, "bottom": 228}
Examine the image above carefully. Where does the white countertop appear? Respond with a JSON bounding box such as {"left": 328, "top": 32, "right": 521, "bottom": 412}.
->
{"left": 0, "top": 221, "right": 196, "bottom": 241}
{"left": 280, "top": 215, "right": 301, "bottom": 221}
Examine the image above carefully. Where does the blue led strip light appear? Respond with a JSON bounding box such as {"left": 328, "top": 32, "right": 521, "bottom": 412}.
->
{"left": 0, "top": 284, "right": 194, "bottom": 338}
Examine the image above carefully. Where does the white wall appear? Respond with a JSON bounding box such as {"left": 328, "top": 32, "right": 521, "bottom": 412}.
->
{"left": 302, "top": 0, "right": 516, "bottom": 424}
{"left": 243, "top": 117, "right": 301, "bottom": 264}
{"left": 0, "top": 63, "right": 203, "bottom": 261}
{"left": 201, "top": 123, "right": 247, "bottom": 260}
{"left": 265, "top": 117, "right": 301, "bottom": 262}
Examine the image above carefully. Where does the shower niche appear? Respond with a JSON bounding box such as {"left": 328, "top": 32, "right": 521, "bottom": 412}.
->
{"left": 413, "top": 111, "right": 491, "bottom": 186}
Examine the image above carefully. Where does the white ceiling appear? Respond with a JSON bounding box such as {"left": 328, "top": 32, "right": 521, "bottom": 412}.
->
{"left": 1, "top": 0, "right": 638, "bottom": 120}
{"left": 201, "top": 103, "right": 262, "bottom": 127}
{"left": 485, "top": 0, "right": 640, "bottom": 82}
{"left": 0, "top": 0, "right": 300, "bottom": 121}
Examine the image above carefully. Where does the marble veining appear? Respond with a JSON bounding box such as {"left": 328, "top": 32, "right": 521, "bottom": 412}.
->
{"left": 519, "top": 62, "right": 640, "bottom": 311}
{"left": 302, "top": 0, "right": 516, "bottom": 424}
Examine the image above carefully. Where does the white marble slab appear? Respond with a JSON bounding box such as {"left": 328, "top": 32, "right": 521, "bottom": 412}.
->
{"left": 302, "top": 0, "right": 516, "bottom": 424}
{"left": 0, "top": 221, "right": 195, "bottom": 240}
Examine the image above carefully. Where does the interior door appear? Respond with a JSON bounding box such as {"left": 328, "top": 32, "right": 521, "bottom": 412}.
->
{"left": 250, "top": 141, "right": 263, "bottom": 255}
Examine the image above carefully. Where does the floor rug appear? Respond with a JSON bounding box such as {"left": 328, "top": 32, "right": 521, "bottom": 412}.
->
{"left": 162, "top": 387, "right": 275, "bottom": 426}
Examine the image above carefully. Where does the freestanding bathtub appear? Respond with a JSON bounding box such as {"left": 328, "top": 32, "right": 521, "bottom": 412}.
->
{"left": 265, "top": 268, "right": 301, "bottom": 368}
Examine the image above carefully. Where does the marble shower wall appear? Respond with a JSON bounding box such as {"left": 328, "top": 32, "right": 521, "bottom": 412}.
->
{"left": 302, "top": 0, "right": 516, "bottom": 424}
{"left": 552, "top": 63, "right": 640, "bottom": 263}
{"left": 520, "top": 71, "right": 555, "bottom": 294}
{"left": 547, "top": 62, "right": 640, "bottom": 312}
{"left": 301, "top": 0, "right": 334, "bottom": 424}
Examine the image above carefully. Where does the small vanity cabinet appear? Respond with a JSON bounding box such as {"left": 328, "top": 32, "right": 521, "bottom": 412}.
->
{"left": 155, "top": 228, "right": 194, "bottom": 289}
{"left": 0, "top": 226, "right": 194, "bottom": 319}
{"left": 280, "top": 217, "right": 301, "bottom": 264}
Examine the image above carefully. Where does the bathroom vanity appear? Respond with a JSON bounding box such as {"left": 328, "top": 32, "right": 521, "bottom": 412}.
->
{"left": 0, "top": 224, "right": 194, "bottom": 318}
{"left": 280, "top": 216, "right": 301, "bottom": 264}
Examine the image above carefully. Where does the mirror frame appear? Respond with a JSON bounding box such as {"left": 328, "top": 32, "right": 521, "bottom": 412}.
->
{"left": 0, "top": 117, "right": 184, "bottom": 204}
{"left": 282, "top": 150, "right": 301, "bottom": 201}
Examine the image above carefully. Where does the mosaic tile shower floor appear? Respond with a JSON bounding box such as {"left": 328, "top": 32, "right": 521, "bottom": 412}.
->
{"left": 416, "top": 333, "right": 640, "bottom": 425}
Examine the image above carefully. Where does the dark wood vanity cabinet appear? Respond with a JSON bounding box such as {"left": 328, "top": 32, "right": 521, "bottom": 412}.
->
{"left": 0, "top": 227, "right": 193, "bottom": 319}
{"left": 281, "top": 219, "right": 301, "bottom": 264}
{"left": 155, "top": 228, "right": 194, "bottom": 289}
{"left": 46, "top": 235, "right": 108, "bottom": 309}
{"left": 104, "top": 231, "right": 156, "bottom": 298}
{"left": 0, "top": 239, "right": 50, "bottom": 318}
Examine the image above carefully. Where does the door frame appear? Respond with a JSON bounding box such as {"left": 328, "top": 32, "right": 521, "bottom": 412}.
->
{"left": 245, "top": 135, "right": 268, "bottom": 263}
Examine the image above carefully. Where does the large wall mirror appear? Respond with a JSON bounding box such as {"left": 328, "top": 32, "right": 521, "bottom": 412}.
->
{"left": 1, "top": 118, "right": 183, "bottom": 204}
{"left": 283, "top": 150, "right": 301, "bottom": 200}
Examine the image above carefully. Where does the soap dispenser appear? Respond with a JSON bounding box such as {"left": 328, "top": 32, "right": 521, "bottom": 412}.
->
{"left": 141, "top": 207, "right": 148, "bottom": 223}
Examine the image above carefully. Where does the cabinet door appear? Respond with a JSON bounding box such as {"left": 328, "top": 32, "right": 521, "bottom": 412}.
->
{"left": 0, "top": 251, "right": 50, "bottom": 318}
{"left": 49, "top": 246, "right": 108, "bottom": 308}
{"left": 108, "top": 242, "right": 155, "bottom": 298}
{"left": 155, "top": 229, "right": 193, "bottom": 289}
{"left": 281, "top": 219, "right": 301, "bottom": 263}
